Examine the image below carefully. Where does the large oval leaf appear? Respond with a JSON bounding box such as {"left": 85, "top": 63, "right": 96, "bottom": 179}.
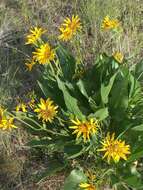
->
{"left": 63, "top": 169, "right": 87, "bottom": 190}
{"left": 57, "top": 77, "right": 85, "bottom": 120}
{"left": 101, "top": 73, "right": 117, "bottom": 104}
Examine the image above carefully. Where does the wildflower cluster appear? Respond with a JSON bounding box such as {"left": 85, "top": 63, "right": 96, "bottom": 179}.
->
{"left": 25, "top": 27, "right": 46, "bottom": 45}
{"left": 11, "top": 14, "right": 143, "bottom": 189}
{"left": 59, "top": 15, "right": 82, "bottom": 41}
{"left": 0, "top": 107, "right": 17, "bottom": 131}
{"left": 25, "top": 27, "right": 55, "bottom": 70}
{"left": 25, "top": 15, "right": 81, "bottom": 71}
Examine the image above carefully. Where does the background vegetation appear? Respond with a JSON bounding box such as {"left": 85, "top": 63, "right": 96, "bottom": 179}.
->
{"left": 0, "top": 0, "right": 142, "bottom": 189}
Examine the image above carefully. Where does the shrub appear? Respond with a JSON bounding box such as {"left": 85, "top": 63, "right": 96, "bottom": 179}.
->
{"left": 11, "top": 15, "right": 143, "bottom": 190}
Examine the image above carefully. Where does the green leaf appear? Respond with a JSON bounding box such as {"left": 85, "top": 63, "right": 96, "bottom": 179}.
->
{"left": 56, "top": 44, "right": 76, "bottom": 81}
{"left": 124, "top": 176, "right": 143, "bottom": 189}
{"left": 93, "top": 107, "right": 109, "bottom": 121}
{"left": 37, "top": 79, "right": 66, "bottom": 109}
{"left": 88, "top": 107, "right": 109, "bottom": 121}
{"left": 135, "top": 60, "right": 143, "bottom": 81}
{"left": 110, "top": 174, "right": 120, "bottom": 186}
{"left": 64, "top": 144, "right": 84, "bottom": 159}
{"left": 109, "top": 71, "right": 129, "bottom": 121}
{"left": 76, "top": 79, "right": 88, "bottom": 99}
{"left": 64, "top": 169, "right": 87, "bottom": 190}
{"left": 101, "top": 73, "right": 117, "bottom": 104}
{"left": 131, "top": 124, "right": 143, "bottom": 131}
{"left": 131, "top": 165, "right": 141, "bottom": 178}
{"left": 127, "top": 149, "right": 143, "bottom": 163}
{"left": 37, "top": 80, "right": 52, "bottom": 98}
{"left": 57, "top": 77, "right": 84, "bottom": 119}
{"left": 53, "top": 137, "right": 73, "bottom": 151}
{"left": 27, "top": 138, "right": 52, "bottom": 147}
{"left": 129, "top": 73, "right": 137, "bottom": 98}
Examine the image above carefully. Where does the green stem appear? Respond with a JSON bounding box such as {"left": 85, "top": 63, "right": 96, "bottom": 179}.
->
{"left": 9, "top": 112, "right": 69, "bottom": 137}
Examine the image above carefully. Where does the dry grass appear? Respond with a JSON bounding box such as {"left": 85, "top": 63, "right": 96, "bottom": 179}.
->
{"left": 79, "top": 0, "right": 143, "bottom": 64}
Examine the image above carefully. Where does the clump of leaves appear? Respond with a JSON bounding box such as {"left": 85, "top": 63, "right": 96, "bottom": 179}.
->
{"left": 14, "top": 45, "right": 143, "bottom": 189}
{"left": 12, "top": 18, "right": 143, "bottom": 189}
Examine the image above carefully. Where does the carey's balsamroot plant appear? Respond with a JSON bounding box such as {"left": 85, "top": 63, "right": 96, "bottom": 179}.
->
{"left": 8, "top": 15, "right": 143, "bottom": 189}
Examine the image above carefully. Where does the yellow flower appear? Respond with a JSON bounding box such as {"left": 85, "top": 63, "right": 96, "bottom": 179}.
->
{"left": 58, "top": 27, "right": 73, "bottom": 41}
{"left": 34, "top": 98, "right": 58, "bottom": 123}
{"left": 25, "top": 58, "right": 36, "bottom": 71}
{"left": 69, "top": 118, "right": 99, "bottom": 142}
{"left": 0, "top": 117, "right": 17, "bottom": 131}
{"left": 33, "top": 43, "right": 55, "bottom": 65}
{"left": 113, "top": 52, "right": 124, "bottom": 63}
{"left": 25, "top": 27, "right": 46, "bottom": 45}
{"left": 16, "top": 103, "right": 27, "bottom": 112}
{"left": 99, "top": 133, "right": 131, "bottom": 163}
{"left": 111, "top": 19, "right": 120, "bottom": 28}
{"left": 0, "top": 106, "right": 4, "bottom": 122}
{"left": 62, "top": 15, "right": 82, "bottom": 33}
{"left": 59, "top": 15, "right": 82, "bottom": 41}
{"left": 102, "top": 15, "right": 120, "bottom": 30}
{"left": 79, "top": 183, "right": 96, "bottom": 190}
